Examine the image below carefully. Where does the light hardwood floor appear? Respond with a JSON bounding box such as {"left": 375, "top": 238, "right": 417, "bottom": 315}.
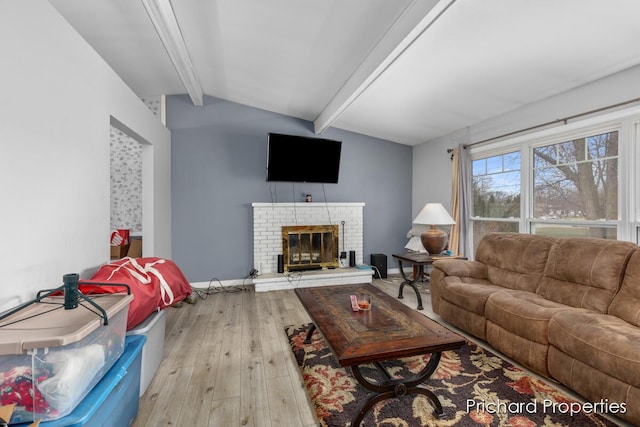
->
{"left": 131, "top": 275, "right": 419, "bottom": 427}
{"left": 131, "top": 275, "right": 628, "bottom": 427}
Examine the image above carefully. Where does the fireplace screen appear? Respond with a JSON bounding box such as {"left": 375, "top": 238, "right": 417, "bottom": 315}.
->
{"left": 282, "top": 225, "right": 339, "bottom": 271}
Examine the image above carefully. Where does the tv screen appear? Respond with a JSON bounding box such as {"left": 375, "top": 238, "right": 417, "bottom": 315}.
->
{"left": 266, "top": 133, "right": 342, "bottom": 183}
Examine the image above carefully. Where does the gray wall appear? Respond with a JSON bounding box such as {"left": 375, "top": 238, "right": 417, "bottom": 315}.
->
{"left": 167, "top": 95, "right": 413, "bottom": 282}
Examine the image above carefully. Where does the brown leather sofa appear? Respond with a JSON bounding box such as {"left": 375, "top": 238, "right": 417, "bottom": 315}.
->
{"left": 430, "top": 232, "right": 640, "bottom": 426}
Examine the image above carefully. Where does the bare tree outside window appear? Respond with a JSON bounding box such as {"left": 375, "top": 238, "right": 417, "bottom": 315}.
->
{"left": 532, "top": 131, "right": 618, "bottom": 238}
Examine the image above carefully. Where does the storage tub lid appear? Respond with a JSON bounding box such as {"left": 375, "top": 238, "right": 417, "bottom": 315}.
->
{"left": 0, "top": 294, "right": 133, "bottom": 354}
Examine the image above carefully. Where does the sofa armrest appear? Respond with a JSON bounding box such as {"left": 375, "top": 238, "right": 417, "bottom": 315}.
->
{"left": 432, "top": 259, "right": 488, "bottom": 279}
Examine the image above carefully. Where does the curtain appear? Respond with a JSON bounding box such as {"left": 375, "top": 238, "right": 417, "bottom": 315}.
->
{"left": 458, "top": 144, "right": 472, "bottom": 256}
{"left": 449, "top": 148, "right": 461, "bottom": 254}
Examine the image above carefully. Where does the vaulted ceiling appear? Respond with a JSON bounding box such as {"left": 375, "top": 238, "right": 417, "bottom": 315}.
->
{"left": 50, "top": 0, "right": 640, "bottom": 146}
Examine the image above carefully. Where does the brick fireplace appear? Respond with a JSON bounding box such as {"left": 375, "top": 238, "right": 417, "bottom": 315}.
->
{"left": 251, "top": 202, "right": 371, "bottom": 291}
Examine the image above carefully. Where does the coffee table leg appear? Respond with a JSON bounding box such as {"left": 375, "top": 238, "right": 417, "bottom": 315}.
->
{"left": 304, "top": 324, "right": 316, "bottom": 344}
{"left": 397, "top": 260, "right": 407, "bottom": 299}
{"left": 349, "top": 352, "right": 444, "bottom": 425}
{"left": 396, "top": 260, "right": 424, "bottom": 310}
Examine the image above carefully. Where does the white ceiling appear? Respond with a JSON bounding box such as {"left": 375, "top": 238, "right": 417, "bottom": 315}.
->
{"left": 49, "top": 0, "right": 640, "bottom": 146}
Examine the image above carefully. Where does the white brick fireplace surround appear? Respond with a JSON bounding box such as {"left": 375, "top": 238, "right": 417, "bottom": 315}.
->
{"left": 251, "top": 202, "right": 373, "bottom": 291}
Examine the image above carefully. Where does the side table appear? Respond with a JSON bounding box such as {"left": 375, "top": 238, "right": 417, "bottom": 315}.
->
{"left": 392, "top": 252, "right": 466, "bottom": 310}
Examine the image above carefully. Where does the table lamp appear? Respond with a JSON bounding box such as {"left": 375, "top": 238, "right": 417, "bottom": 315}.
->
{"left": 412, "top": 203, "right": 455, "bottom": 254}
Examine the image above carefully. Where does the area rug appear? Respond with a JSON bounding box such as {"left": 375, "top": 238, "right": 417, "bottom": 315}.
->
{"left": 286, "top": 323, "right": 621, "bottom": 427}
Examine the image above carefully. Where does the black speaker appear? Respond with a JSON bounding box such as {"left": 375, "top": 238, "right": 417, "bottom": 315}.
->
{"left": 277, "top": 254, "right": 284, "bottom": 273}
{"left": 349, "top": 250, "right": 356, "bottom": 267}
{"left": 370, "top": 253, "right": 387, "bottom": 278}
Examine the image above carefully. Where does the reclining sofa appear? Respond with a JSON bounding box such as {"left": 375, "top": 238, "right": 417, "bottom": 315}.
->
{"left": 430, "top": 232, "right": 640, "bottom": 426}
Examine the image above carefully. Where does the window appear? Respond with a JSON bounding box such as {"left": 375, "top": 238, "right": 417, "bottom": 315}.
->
{"left": 531, "top": 131, "right": 618, "bottom": 238}
{"left": 471, "top": 152, "right": 521, "bottom": 251}
{"left": 469, "top": 126, "right": 622, "bottom": 255}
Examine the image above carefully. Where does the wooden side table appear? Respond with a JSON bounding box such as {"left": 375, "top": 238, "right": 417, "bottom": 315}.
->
{"left": 392, "top": 252, "right": 466, "bottom": 310}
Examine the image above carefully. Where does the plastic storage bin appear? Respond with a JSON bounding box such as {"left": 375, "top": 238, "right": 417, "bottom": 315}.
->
{"left": 13, "top": 335, "right": 146, "bottom": 427}
{"left": 126, "top": 308, "right": 166, "bottom": 397}
{"left": 0, "top": 293, "right": 133, "bottom": 424}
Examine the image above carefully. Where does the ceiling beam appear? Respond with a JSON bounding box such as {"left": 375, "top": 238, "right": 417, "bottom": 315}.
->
{"left": 140, "top": 0, "right": 204, "bottom": 106}
{"left": 313, "top": 0, "right": 456, "bottom": 134}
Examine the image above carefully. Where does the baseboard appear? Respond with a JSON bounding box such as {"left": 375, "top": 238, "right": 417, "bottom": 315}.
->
{"left": 189, "top": 267, "right": 408, "bottom": 292}
{"left": 252, "top": 267, "right": 373, "bottom": 292}
{"left": 190, "top": 278, "right": 254, "bottom": 290}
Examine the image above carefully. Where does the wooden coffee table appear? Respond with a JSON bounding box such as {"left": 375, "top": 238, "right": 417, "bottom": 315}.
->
{"left": 294, "top": 284, "right": 465, "bottom": 426}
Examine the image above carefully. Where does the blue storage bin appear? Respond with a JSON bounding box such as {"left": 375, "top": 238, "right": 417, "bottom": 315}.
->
{"left": 13, "top": 335, "right": 146, "bottom": 427}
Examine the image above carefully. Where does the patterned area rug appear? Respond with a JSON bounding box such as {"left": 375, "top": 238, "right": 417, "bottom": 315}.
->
{"left": 286, "top": 323, "right": 621, "bottom": 427}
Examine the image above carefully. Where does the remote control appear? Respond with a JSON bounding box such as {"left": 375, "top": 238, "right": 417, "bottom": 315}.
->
{"left": 350, "top": 294, "right": 360, "bottom": 311}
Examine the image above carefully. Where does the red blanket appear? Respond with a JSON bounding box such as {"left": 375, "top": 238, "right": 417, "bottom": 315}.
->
{"left": 80, "top": 257, "right": 192, "bottom": 329}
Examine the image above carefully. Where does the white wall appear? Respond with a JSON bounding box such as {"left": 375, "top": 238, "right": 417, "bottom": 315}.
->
{"left": 0, "top": 0, "right": 171, "bottom": 308}
{"left": 412, "top": 131, "right": 467, "bottom": 219}
{"left": 413, "top": 65, "right": 640, "bottom": 215}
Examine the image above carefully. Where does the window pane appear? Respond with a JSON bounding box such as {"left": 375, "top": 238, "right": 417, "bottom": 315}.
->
{"left": 533, "top": 145, "right": 556, "bottom": 168}
{"left": 472, "top": 152, "right": 521, "bottom": 218}
{"left": 486, "top": 156, "right": 502, "bottom": 174}
{"left": 587, "top": 132, "right": 618, "bottom": 159}
{"left": 533, "top": 131, "right": 618, "bottom": 221}
{"left": 531, "top": 223, "right": 616, "bottom": 239}
{"left": 503, "top": 152, "right": 520, "bottom": 171}
{"left": 472, "top": 220, "right": 519, "bottom": 253}
{"left": 472, "top": 159, "right": 486, "bottom": 175}
{"left": 557, "top": 140, "right": 578, "bottom": 164}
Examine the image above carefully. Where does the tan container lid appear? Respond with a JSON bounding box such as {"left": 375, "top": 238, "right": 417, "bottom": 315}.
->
{"left": 0, "top": 294, "right": 133, "bottom": 355}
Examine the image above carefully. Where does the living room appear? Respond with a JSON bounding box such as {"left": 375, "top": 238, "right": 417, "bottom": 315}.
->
{"left": 2, "top": 0, "right": 640, "bottom": 426}
{"left": 4, "top": 0, "right": 640, "bottom": 297}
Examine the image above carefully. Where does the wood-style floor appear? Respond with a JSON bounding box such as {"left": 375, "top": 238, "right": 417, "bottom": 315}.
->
{"left": 131, "top": 275, "right": 628, "bottom": 427}
{"left": 131, "top": 275, "right": 419, "bottom": 427}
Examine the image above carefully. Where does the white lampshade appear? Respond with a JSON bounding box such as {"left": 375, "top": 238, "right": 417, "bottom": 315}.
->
{"left": 413, "top": 203, "right": 455, "bottom": 225}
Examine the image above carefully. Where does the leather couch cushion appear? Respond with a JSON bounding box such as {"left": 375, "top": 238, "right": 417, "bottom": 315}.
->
{"left": 432, "top": 259, "right": 487, "bottom": 279}
{"left": 609, "top": 250, "right": 640, "bottom": 326}
{"left": 548, "top": 310, "right": 640, "bottom": 388}
{"left": 486, "top": 320, "right": 550, "bottom": 377}
{"left": 548, "top": 347, "right": 640, "bottom": 427}
{"left": 537, "top": 237, "right": 636, "bottom": 313}
{"left": 485, "top": 290, "right": 578, "bottom": 344}
{"left": 439, "top": 299, "right": 488, "bottom": 340}
{"left": 439, "top": 276, "right": 502, "bottom": 315}
{"left": 475, "top": 233, "right": 555, "bottom": 292}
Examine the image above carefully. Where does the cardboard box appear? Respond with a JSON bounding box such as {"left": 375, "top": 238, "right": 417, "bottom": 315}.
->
{"left": 127, "top": 238, "right": 142, "bottom": 258}
{"left": 110, "top": 244, "right": 130, "bottom": 259}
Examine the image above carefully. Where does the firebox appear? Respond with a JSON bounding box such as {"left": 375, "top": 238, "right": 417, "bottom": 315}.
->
{"left": 282, "top": 225, "right": 339, "bottom": 271}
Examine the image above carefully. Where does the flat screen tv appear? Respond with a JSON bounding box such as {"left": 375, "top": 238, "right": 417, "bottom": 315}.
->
{"left": 266, "top": 133, "right": 342, "bottom": 183}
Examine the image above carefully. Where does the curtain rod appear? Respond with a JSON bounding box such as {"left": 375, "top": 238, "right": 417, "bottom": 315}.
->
{"left": 465, "top": 97, "right": 640, "bottom": 148}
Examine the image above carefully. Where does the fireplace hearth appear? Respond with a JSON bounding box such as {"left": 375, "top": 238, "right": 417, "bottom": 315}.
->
{"left": 282, "top": 225, "right": 339, "bottom": 271}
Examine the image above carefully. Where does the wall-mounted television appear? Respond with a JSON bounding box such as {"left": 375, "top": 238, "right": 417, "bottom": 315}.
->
{"left": 266, "top": 133, "right": 342, "bottom": 183}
